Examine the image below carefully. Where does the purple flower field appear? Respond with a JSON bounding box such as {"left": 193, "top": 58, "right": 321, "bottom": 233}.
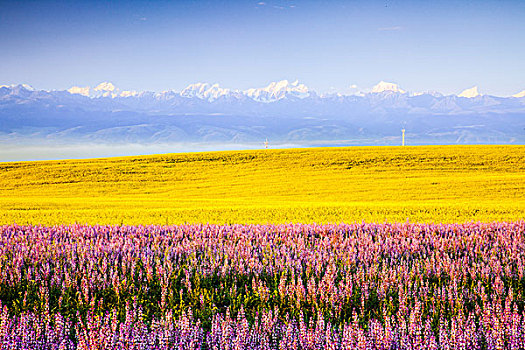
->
{"left": 0, "top": 222, "right": 524, "bottom": 349}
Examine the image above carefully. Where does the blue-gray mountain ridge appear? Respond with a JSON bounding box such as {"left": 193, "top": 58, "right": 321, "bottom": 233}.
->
{"left": 1, "top": 80, "right": 524, "bottom": 146}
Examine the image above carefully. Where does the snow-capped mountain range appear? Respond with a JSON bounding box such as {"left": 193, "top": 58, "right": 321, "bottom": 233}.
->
{"left": 1, "top": 80, "right": 524, "bottom": 148}
{"left": 64, "top": 79, "right": 313, "bottom": 102}
{"left": 58, "top": 80, "right": 525, "bottom": 101}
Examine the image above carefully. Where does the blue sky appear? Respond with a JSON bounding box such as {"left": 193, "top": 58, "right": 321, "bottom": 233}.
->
{"left": 1, "top": 0, "right": 524, "bottom": 96}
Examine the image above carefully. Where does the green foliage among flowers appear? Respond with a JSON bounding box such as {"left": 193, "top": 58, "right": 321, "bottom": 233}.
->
{"left": 0, "top": 222, "right": 525, "bottom": 349}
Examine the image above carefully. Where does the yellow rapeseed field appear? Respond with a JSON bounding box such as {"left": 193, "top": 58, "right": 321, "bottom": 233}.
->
{"left": 0, "top": 145, "right": 523, "bottom": 225}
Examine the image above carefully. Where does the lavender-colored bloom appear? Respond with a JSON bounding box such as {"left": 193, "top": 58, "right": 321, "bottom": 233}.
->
{"left": 0, "top": 222, "right": 524, "bottom": 348}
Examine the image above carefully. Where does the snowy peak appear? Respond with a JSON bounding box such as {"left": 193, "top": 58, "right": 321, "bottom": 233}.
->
{"left": 67, "top": 82, "right": 141, "bottom": 98}
{"left": 411, "top": 91, "right": 443, "bottom": 98}
{"left": 458, "top": 86, "right": 481, "bottom": 98}
{"left": 119, "top": 90, "right": 140, "bottom": 98}
{"left": 180, "top": 82, "right": 232, "bottom": 102}
{"left": 0, "top": 83, "right": 35, "bottom": 91}
{"left": 68, "top": 86, "right": 90, "bottom": 97}
{"left": 243, "top": 80, "right": 310, "bottom": 102}
{"left": 20, "top": 84, "right": 36, "bottom": 91}
{"left": 512, "top": 90, "right": 525, "bottom": 98}
{"left": 92, "top": 82, "right": 118, "bottom": 97}
{"left": 371, "top": 81, "right": 406, "bottom": 94}
{"left": 94, "top": 82, "right": 116, "bottom": 92}
{"left": 68, "top": 82, "right": 118, "bottom": 98}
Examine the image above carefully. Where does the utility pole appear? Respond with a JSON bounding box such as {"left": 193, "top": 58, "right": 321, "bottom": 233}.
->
{"left": 401, "top": 129, "right": 405, "bottom": 146}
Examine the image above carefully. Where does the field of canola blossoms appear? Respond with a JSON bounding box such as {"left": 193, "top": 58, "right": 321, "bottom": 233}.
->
{"left": 1, "top": 145, "right": 524, "bottom": 225}
{"left": 1, "top": 222, "right": 525, "bottom": 349}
